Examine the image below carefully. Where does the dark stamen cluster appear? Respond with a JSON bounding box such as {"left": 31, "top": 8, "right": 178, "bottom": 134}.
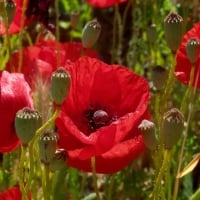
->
{"left": 84, "top": 106, "right": 117, "bottom": 132}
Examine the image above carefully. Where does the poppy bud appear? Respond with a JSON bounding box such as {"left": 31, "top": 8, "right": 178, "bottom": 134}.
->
{"left": 15, "top": 107, "right": 42, "bottom": 146}
{"left": 138, "top": 120, "right": 157, "bottom": 150}
{"left": 38, "top": 130, "right": 58, "bottom": 165}
{"left": 70, "top": 10, "right": 80, "bottom": 29}
{"left": 49, "top": 149, "right": 67, "bottom": 171}
{"left": 0, "top": 0, "right": 16, "bottom": 25}
{"left": 186, "top": 38, "right": 200, "bottom": 64}
{"left": 50, "top": 67, "right": 70, "bottom": 105}
{"left": 147, "top": 23, "right": 157, "bottom": 44}
{"left": 152, "top": 66, "right": 168, "bottom": 91}
{"left": 82, "top": 19, "right": 101, "bottom": 48}
{"left": 161, "top": 108, "right": 184, "bottom": 149}
{"left": 164, "top": 12, "right": 183, "bottom": 53}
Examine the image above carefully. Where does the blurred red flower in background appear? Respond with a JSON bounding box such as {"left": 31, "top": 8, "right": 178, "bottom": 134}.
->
{"left": 86, "top": 0, "right": 127, "bottom": 8}
{"left": 56, "top": 57, "right": 150, "bottom": 174}
{"left": 0, "top": 186, "right": 31, "bottom": 200}
{"left": 0, "top": 71, "right": 33, "bottom": 152}
{"left": 6, "top": 40, "right": 98, "bottom": 88}
{"left": 175, "top": 22, "right": 200, "bottom": 88}
{"left": 0, "top": 0, "right": 54, "bottom": 34}
{"left": 0, "top": 0, "right": 28, "bottom": 34}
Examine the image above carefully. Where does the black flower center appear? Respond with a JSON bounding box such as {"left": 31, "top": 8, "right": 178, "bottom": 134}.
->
{"left": 84, "top": 106, "right": 117, "bottom": 132}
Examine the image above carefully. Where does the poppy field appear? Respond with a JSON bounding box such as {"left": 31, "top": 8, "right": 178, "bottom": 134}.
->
{"left": 0, "top": 0, "right": 200, "bottom": 199}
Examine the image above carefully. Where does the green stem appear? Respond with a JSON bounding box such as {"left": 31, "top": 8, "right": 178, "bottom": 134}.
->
{"left": 151, "top": 150, "right": 171, "bottom": 200}
{"left": 19, "top": 146, "right": 28, "bottom": 200}
{"left": 54, "top": 0, "right": 61, "bottom": 68}
{"left": 18, "top": 0, "right": 28, "bottom": 72}
{"left": 25, "top": 107, "right": 60, "bottom": 191}
{"left": 116, "top": 5, "right": 123, "bottom": 64}
{"left": 180, "top": 64, "right": 195, "bottom": 114}
{"left": 91, "top": 157, "right": 100, "bottom": 200}
{"left": 2, "top": 3, "right": 14, "bottom": 72}
{"left": 42, "top": 165, "right": 48, "bottom": 200}
{"left": 190, "top": 188, "right": 200, "bottom": 200}
{"left": 111, "top": 5, "right": 118, "bottom": 64}
{"left": 44, "top": 165, "right": 51, "bottom": 200}
{"left": 25, "top": 143, "right": 34, "bottom": 191}
{"left": 161, "top": 52, "right": 176, "bottom": 113}
{"left": 173, "top": 65, "right": 200, "bottom": 200}
{"left": 32, "top": 107, "right": 60, "bottom": 143}
{"left": 107, "top": 176, "right": 115, "bottom": 200}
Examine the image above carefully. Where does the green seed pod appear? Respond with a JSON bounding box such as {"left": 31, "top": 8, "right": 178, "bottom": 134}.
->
{"left": 15, "top": 107, "right": 42, "bottom": 146}
{"left": 38, "top": 130, "right": 58, "bottom": 165}
{"left": 152, "top": 66, "right": 168, "bottom": 91}
{"left": 49, "top": 149, "right": 67, "bottom": 172}
{"left": 82, "top": 19, "right": 101, "bottom": 48}
{"left": 70, "top": 10, "right": 80, "bottom": 29}
{"left": 50, "top": 67, "right": 70, "bottom": 105}
{"left": 164, "top": 12, "right": 183, "bottom": 53}
{"left": 147, "top": 23, "right": 157, "bottom": 44}
{"left": 161, "top": 108, "right": 184, "bottom": 149}
{"left": 138, "top": 119, "right": 157, "bottom": 151}
{"left": 186, "top": 38, "right": 200, "bottom": 64}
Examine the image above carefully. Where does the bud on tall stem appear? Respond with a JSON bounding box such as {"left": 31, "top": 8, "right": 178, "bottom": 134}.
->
{"left": 161, "top": 108, "right": 184, "bottom": 149}
{"left": 186, "top": 38, "right": 200, "bottom": 64}
{"left": 82, "top": 19, "right": 101, "bottom": 48}
{"left": 15, "top": 107, "right": 42, "bottom": 146}
{"left": 164, "top": 12, "right": 183, "bottom": 53}
{"left": 50, "top": 67, "right": 70, "bottom": 106}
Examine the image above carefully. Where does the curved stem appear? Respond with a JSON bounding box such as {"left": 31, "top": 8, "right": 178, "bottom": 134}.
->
{"left": 173, "top": 65, "right": 200, "bottom": 200}
{"left": 91, "top": 157, "right": 100, "bottom": 200}
{"left": 25, "top": 107, "right": 60, "bottom": 191}
{"left": 32, "top": 107, "right": 60, "bottom": 143}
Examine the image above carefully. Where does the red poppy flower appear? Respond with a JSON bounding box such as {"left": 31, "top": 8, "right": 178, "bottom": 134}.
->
{"left": 6, "top": 40, "right": 98, "bottom": 88}
{"left": 86, "top": 0, "right": 127, "bottom": 8}
{"left": 55, "top": 57, "right": 150, "bottom": 174}
{"left": 0, "top": 186, "right": 31, "bottom": 200}
{"left": 175, "top": 22, "right": 200, "bottom": 88}
{"left": 0, "top": 71, "right": 33, "bottom": 152}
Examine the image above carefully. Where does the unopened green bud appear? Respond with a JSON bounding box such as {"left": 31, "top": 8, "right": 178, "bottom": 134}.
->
{"left": 70, "top": 10, "right": 80, "bottom": 29}
{"left": 82, "top": 19, "right": 101, "bottom": 48}
{"left": 164, "top": 12, "right": 183, "bottom": 53}
{"left": 0, "top": 0, "right": 16, "bottom": 25}
{"left": 38, "top": 130, "right": 58, "bottom": 165}
{"left": 49, "top": 149, "right": 67, "bottom": 172}
{"left": 15, "top": 108, "right": 42, "bottom": 146}
{"left": 152, "top": 66, "right": 168, "bottom": 91}
{"left": 138, "top": 120, "right": 157, "bottom": 150}
{"left": 186, "top": 38, "right": 200, "bottom": 64}
{"left": 50, "top": 67, "right": 70, "bottom": 105}
{"left": 161, "top": 108, "right": 184, "bottom": 149}
{"left": 147, "top": 24, "right": 157, "bottom": 44}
